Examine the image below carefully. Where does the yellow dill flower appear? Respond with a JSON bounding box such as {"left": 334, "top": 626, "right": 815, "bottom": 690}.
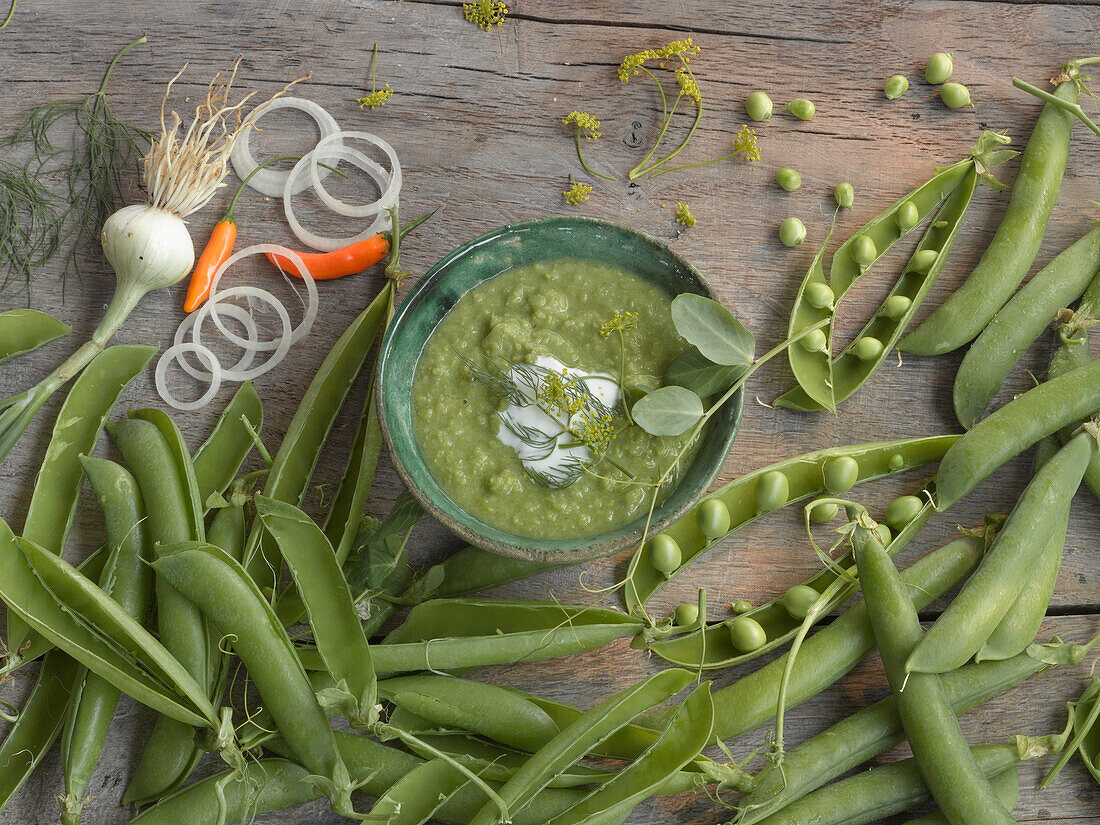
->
{"left": 675, "top": 68, "right": 701, "bottom": 104}
{"left": 599, "top": 310, "right": 640, "bottom": 338}
{"left": 562, "top": 111, "right": 601, "bottom": 141}
{"left": 675, "top": 202, "right": 696, "bottom": 227}
{"left": 564, "top": 176, "right": 592, "bottom": 205}
{"left": 537, "top": 370, "right": 571, "bottom": 417}
{"left": 618, "top": 48, "right": 661, "bottom": 82}
{"left": 571, "top": 412, "right": 616, "bottom": 453}
{"left": 463, "top": 0, "right": 508, "bottom": 30}
{"left": 659, "top": 38, "right": 700, "bottom": 62}
{"left": 733, "top": 124, "right": 761, "bottom": 162}
{"left": 356, "top": 85, "right": 393, "bottom": 110}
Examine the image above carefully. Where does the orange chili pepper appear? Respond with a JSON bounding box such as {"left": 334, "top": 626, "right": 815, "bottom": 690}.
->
{"left": 183, "top": 154, "right": 302, "bottom": 312}
{"left": 265, "top": 207, "right": 437, "bottom": 280}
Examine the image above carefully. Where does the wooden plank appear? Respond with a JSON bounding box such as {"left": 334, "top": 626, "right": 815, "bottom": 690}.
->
{"left": 0, "top": 0, "right": 1098, "bottom": 822}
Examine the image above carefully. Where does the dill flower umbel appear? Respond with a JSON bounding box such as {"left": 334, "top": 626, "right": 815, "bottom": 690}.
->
{"left": 564, "top": 176, "right": 592, "bottom": 205}
{"left": 733, "top": 124, "right": 761, "bottom": 162}
{"left": 463, "top": 0, "right": 508, "bottom": 30}
{"left": 562, "top": 111, "right": 601, "bottom": 141}
{"left": 600, "top": 311, "right": 639, "bottom": 338}
{"left": 675, "top": 202, "right": 696, "bottom": 227}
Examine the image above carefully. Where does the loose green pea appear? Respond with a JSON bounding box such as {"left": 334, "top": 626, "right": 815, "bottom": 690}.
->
{"left": 885, "top": 495, "right": 925, "bottom": 531}
{"left": 729, "top": 616, "right": 767, "bottom": 652}
{"left": 940, "top": 82, "right": 972, "bottom": 109}
{"left": 779, "top": 217, "right": 807, "bottom": 247}
{"left": 881, "top": 295, "right": 912, "bottom": 320}
{"left": 925, "top": 52, "right": 954, "bottom": 85}
{"left": 852, "top": 235, "right": 877, "bottom": 268}
{"left": 786, "top": 98, "right": 815, "bottom": 120}
{"left": 756, "top": 470, "right": 789, "bottom": 512}
{"left": 648, "top": 534, "right": 682, "bottom": 576}
{"left": 746, "top": 91, "right": 773, "bottom": 122}
{"left": 896, "top": 200, "right": 919, "bottom": 231}
{"left": 911, "top": 249, "right": 939, "bottom": 274}
{"left": 834, "top": 183, "right": 854, "bottom": 209}
{"left": 807, "top": 497, "right": 839, "bottom": 523}
{"left": 799, "top": 328, "right": 828, "bottom": 353}
{"left": 853, "top": 336, "right": 884, "bottom": 361}
{"left": 888, "top": 453, "right": 905, "bottom": 471}
{"left": 874, "top": 523, "right": 892, "bottom": 546}
{"left": 696, "top": 498, "right": 731, "bottom": 539}
{"left": 884, "top": 74, "right": 909, "bottom": 100}
{"left": 823, "top": 456, "right": 859, "bottom": 494}
{"left": 782, "top": 584, "right": 821, "bottom": 620}
{"left": 730, "top": 600, "right": 752, "bottom": 614}
{"left": 673, "top": 603, "right": 700, "bottom": 627}
{"left": 776, "top": 167, "right": 802, "bottom": 192}
{"left": 805, "top": 282, "right": 835, "bottom": 310}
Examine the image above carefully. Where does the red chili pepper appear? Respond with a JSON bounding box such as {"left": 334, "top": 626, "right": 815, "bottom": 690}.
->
{"left": 183, "top": 154, "right": 301, "bottom": 313}
{"left": 266, "top": 207, "right": 437, "bottom": 280}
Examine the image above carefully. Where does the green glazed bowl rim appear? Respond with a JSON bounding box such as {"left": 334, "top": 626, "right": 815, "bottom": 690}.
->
{"left": 376, "top": 215, "right": 743, "bottom": 563}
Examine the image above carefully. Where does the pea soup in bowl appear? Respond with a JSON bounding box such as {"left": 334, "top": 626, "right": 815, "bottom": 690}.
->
{"left": 377, "top": 216, "right": 742, "bottom": 563}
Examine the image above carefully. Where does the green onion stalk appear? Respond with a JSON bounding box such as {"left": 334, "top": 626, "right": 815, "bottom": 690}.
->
{"left": 0, "top": 64, "right": 271, "bottom": 464}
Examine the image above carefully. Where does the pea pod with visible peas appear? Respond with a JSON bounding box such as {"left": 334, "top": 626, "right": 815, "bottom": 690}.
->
{"left": 901, "top": 58, "right": 1100, "bottom": 355}
{"left": 191, "top": 381, "right": 263, "bottom": 506}
{"left": 953, "top": 226, "right": 1100, "bottom": 428}
{"left": 856, "top": 526, "right": 1019, "bottom": 825}
{"left": 777, "top": 165, "right": 981, "bottom": 411}
{"left": 645, "top": 493, "right": 933, "bottom": 670}
{"left": 59, "top": 458, "right": 153, "bottom": 825}
{"left": 624, "top": 434, "right": 957, "bottom": 615}
{"left": 0, "top": 308, "right": 69, "bottom": 364}
{"left": 913, "top": 432, "right": 1094, "bottom": 673}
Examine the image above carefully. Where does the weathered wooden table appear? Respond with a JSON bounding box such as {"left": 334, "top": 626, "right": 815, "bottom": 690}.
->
{"left": 2, "top": 1, "right": 1100, "bottom": 822}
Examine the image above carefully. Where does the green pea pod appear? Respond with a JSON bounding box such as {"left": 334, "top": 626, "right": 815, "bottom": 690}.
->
{"left": 645, "top": 492, "right": 933, "bottom": 669}
{"left": 934, "top": 358, "right": 1100, "bottom": 509}
{"left": 1071, "top": 678, "right": 1100, "bottom": 786}
{"left": 256, "top": 495, "right": 377, "bottom": 727}
{"left": 110, "top": 415, "right": 211, "bottom": 806}
{"left": 5, "top": 343, "right": 153, "bottom": 672}
{"left": 856, "top": 531, "right": 1017, "bottom": 825}
{"left": 901, "top": 76, "right": 1080, "bottom": 356}
{"left": 60, "top": 457, "right": 154, "bottom": 825}
{"left": 641, "top": 529, "right": 983, "bottom": 742}
{"left": 149, "top": 541, "right": 360, "bottom": 818}
{"left": 127, "top": 732, "right": 596, "bottom": 825}
{"left": 0, "top": 551, "right": 106, "bottom": 811}
{"left": 914, "top": 433, "right": 1093, "bottom": 673}
{"left": 0, "top": 308, "right": 69, "bottom": 363}
{"left": 954, "top": 226, "right": 1100, "bottom": 428}
{"left": 739, "top": 640, "right": 1076, "bottom": 824}
{"left": 777, "top": 167, "right": 979, "bottom": 412}
{"left": 192, "top": 382, "right": 263, "bottom": 505}
{"left": 467, "top": 669, "right": 695, "bottom": 825}
{"left": 625, "top": 435, "right": 958, "bottom": 613}
{"left": 975, "top": 505, "right": 1069, "bottom": 662}
{"left": 783, "top": 222, "right": 837, "bottom": 410}
{"left": 0, "top": 525, "right": 213, "bottom": 728}
{"left": 245, "top": 284, "right": 394, "bottom": 594}
{"left": 900, "top": 768, "right": 1020, "bottom": 825}
{"left": 432, "top": 545, "right": 563, "bottom": 599}
{"left": 368, "top": 758, "right": 474, "bottom": 825}
{"left": 379, "top": 674, "right": 560, "bottom": 753}
{"left": 544, "top": 683, "right": 714, "bottom": 825}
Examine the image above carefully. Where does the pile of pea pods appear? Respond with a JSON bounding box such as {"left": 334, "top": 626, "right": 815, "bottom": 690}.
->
{"left": 2, "top": 57, "right": 1100, "bottom": 825}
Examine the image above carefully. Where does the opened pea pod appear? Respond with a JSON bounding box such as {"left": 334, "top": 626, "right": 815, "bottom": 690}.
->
{"left": 624, "top": 434, "right": 957, "bottom": 615}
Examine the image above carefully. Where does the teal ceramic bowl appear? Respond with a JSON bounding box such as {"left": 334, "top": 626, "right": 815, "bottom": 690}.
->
{"left": 376, "top": 216, "right": 743, "bottom": 563}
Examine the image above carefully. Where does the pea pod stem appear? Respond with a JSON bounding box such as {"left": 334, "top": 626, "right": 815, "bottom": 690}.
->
{"left": 1013, "top": 77, "right": 1100, "bottom": 138}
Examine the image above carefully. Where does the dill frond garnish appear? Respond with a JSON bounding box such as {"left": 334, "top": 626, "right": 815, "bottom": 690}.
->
{"left": 0, "top": 34, "right": 149, "bottom": 294}
{"left": 564, "top": 175, "right": 592, "bottom": 205}
{"left": 562, "top": 111, "right": 615, "bottom": 181}
{"left": 356, "top": 44, "right": 394, "bottom": 111}
{"left": 675, "top": 202, "right": 696, "bottom": 227}
{"left": 463, "top": 0, "right": 508, "bottom": 30}
{"left": 0, "top": 159, "right": 59, "bottom": 296}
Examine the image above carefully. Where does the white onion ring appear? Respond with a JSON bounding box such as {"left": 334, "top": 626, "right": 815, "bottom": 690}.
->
{"left": 194, "top": 286, "right": 292, "bottom": 382}
{"left": 156, "top": 343, "right": 222, "bottom": 411}
{"left": 230, "top": 97, "right": 343, "bottom": 197}
{"left": 308, "top": 131, "right": 402, "bottom": 218}
{"left": 284, "top": 146, "right": 395, "bottom": 251}
{"left": 203, "top": 244, "right": 317, "bottom": 350}
{"left": 173, "top": 302, "right": 259, "bottom": 381}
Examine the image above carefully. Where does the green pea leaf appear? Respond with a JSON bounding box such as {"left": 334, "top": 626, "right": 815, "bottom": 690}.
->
{"left": 664, "top": 348, "right": 747, "bottom": 397}
{"left": 671, "top": 294, "right": 754, "bottom": 367}
{"left": 631, "top": 386, "right": 703, "bottom": 436}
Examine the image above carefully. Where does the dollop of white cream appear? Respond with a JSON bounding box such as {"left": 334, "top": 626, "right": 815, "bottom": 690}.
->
{"left": 496, "top": 355, "right": 620, "bottom": 484}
